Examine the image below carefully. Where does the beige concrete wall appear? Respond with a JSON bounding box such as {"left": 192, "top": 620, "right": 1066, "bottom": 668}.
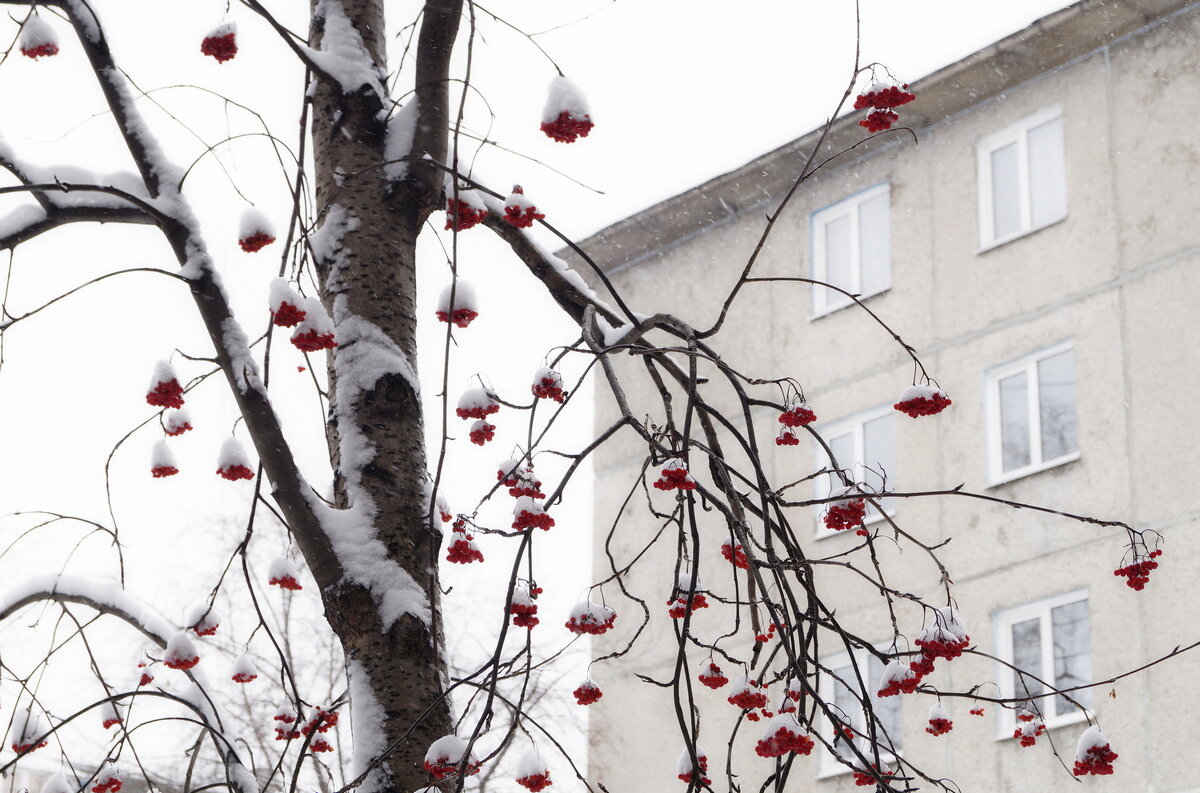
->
{"left": 585, "top": 5, "right": 1200, "bottom": 793}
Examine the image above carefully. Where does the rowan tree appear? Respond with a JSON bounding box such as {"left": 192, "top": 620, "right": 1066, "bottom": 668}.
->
{"left": 0, "top": 2, "right": 1179, "bottom": 793}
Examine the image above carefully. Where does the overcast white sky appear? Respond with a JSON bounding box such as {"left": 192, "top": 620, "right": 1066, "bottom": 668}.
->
{"left": 0, "top": 0, "right": 1076, "bottom": 779}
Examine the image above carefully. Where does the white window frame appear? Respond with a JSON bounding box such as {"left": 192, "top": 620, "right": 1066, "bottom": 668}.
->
{"left": 992, "top": 589, "right": 1090, "bottom": 738}
{"left": 810, "top": 183, "right": 891, "bottom": 317}
{"left": 817, "top": 648, "right": 902, "bottom": 778}
{"left": 813, "top": 404, "right": 896, "bottom": 539}
{"left": 984, "top": 339, "right": 1080, "bottom": 486}
{"left": 976, "top": 105, "right": 1067, "bottom": 250}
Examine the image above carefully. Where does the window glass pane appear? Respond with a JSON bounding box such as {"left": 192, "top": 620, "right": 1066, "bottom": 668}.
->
{"left": 990, "top": 142, "right": 1022, "bottom": 239}
{"left": 1051, "top": 599, "right": 1091, "bottom": 716}
{"left": 867, "top": 655, "right": 902, "bottom": 753}
{"left": 1011, "top": 616, "right": 1044, "bottom": 702}
{"left": 858, "top": 193, "right": 890, "bottom": 297}
{"left": 1028, "top": 117, "right": 1067, "bottom": 227}
{"left": 1037, "top": 349, "right": 1078, "bottom": 462}
{"left": 831, "top": 663, "right": 860, "bottom": 762}
{"left": 998, "top": 372, "right": 1031, "bottom": 471}
{"left": 822, "top": 214, "right": 854, "bottom": 302}
{"left": 862, "top": 413, "right": 896, "bottom": 517}
{"left": 821, "top": 432, "right": 856, "bottom": 498}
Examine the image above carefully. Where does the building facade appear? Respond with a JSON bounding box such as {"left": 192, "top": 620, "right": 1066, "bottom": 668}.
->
{"left": 573, "top": 1, "right": 1200, "bottom": 791}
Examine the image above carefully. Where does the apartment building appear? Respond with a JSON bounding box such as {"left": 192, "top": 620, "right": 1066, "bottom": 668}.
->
{"left": 570, "top": 1, "right": 1200, "bottom": 790}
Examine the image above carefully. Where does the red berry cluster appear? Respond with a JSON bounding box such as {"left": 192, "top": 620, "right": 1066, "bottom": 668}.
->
{"left": 564, "top": 608, "right": 615, "bottom": 635}
{"left": 1014, "top": 723, "right": 1045, "bottom": 747}
{"left": 677, "top": 756, "right": 709, "bottom": 786}
{"left": 217, "top": 464, "right": 255, "bottom": 481}
{"left": 435, "top": 308, "right": 479, "bottom": 329}
{"left": 727, "top": 684, "right": 769, "bottom": 711}
{"left": 503, "top": 187, "right": 546, "bottom": 229}
{"left": 201, "top": 32, "right": 237, "bottom": 63}
{"left": 754, "top": 726, "right": 815, "bottom": 758}
{"left": 667, "top": 591, "right": 709, "bottom": 619}
{"left": 445, "top": 520, "right": 484, "bottom": 564}
{"left": 572, "top": 681, "right": 602, "bottom": 705}
{"left": 269, "top": 574, "right": 302, "bottom": 591}
{"left": 272, "top": 301, "right": 306, "bottom": 328}
{"left": 854, "top": 85, "right": 915, "bottom": 110}
{"left": 444, "top": 197, "right": 488, "bottom": 231}
{"left": 852, "top": 767, "right": 893, "bottom": 787}
{"left": 137, "top": 662, "right": 154, "bottom": 687}
{"left": 969, "top": 707, "right": 985, "bottom": 716}
{"left": 541, "top": 111, "right": 594, "bottom": 143}
{"left": 510, "top": 601, "right": 539, "bottom": 629}
{"left": 456, "top": 402, "right": 499, "bottom": 421}
{"left": 424, "top": 754, "right": 480, "bottom": 780}
{"left": 21, "top": 42, "right": 58, "bottom": 59}
{"left": 507, "top": 467, "right": 544, "bottom": 498}
{"left": 926, "top": 717, "right": 953, "bottom": 736}
{"left": 698, "top": 663, "right": 728, "bottom": 689}
{"left": 516, "top": 772, "right": 552, "bottom": 792}
{"left": 512, "top": 503, "right": 554, "bottom": 531}
{"left": 779, "top": 404, "right": 817, "bottom": 427}
{"left": 92, "top": 772, "right": 121, "bottom": 793}
{"left": 894, "top": 392, "right": 952, "bottom": 418}
{"left": 101, "top": 715, "right": 122, "bottom": 730}
{"left": 877, "top": 661, "right": 920, "bottom": 698}
{"left": 914, "top": 634, "right": 970, "bottom": 662}
{"left": 469, "top": 420, "right": 495, "bottom": 446}
{"left": 1073, "top": 743, "right": 1118, "bottom": 776}
{"left": 164, "top": 654, "right": 199, "bottom": 671}
{"left": 835, "top": 724, "right": 855, "bottom": 741}
{"left": 721, "top": 539, "right": 749, "bottom": 569}
{"left": 151, "top": 465, "right": 179, "bottom": 478}
{"left": 532, "top": 371, "right": 566, "bottom": 402}
{"left": 232, "top": 670, "right": 257, "bottom": 684}
{"left": 776, "top": 428, "right": 799, "bottom": 446}
{"left": 301, "top": 708, "right": 339, "bottom": 738}
{"left": 11, "top": 739, "right": 47, "bottom": 754}
{"left": 274, "top": 710, "right": 301, "bottom": 741}
{"left": 1114, "top": 549, "right": 1162, "bottom": 590}
{"left": 147, "top": 379, "right": 185, "bottom": 409}
{"left": 238, "top": 231, "right": 275, "bottom": 253}
{"left": 824, "top": 498, "right": 866, "bottom": 532}
{"left": 653, "top": 460, "right": 697, "bottom": 491}
{"left": 860, "top": 110, "right": 900, "bottom": 133}
{"left": 165, "top": 418, "right": 193, "bottom": 436}
{"left": 310, "top": 739, "right": 334, "bottom": 753}
{"left": 291, "top": 329, "right": 337, "bottom": 352}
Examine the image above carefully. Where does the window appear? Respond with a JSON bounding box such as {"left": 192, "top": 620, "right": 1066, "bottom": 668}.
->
{"left": 818, "top": 649, "right": 902, "bottom": 777}
{"left": 814, "top": 405, "right": 896, "bottom": 537}
{"left": 811, "top": 183, "right": 891, "bottom": 316}
{"left": 994, "top": 590, "right": 1091, "bottom": 733}
{"left": 977, "top": 106, "right": 1067, "bottom": 249}
{"left": 984, "top": 340, "right": 1079, "bottom": 484}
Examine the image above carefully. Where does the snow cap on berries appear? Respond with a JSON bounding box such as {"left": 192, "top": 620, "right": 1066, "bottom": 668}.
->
{"left": 503, "top": 186, "right": 546, "bottom": 229}
{"left": 99, "top": 700, "right": 123, "bottom": 730}
{"left": 164, "top": 409, "right": 193, "bottom": 436}
{"left": 514, "top": 749, "right": 552, "bottom": 792}
{"left": 201, "top": 22, "right": 237, "bottom": 63}
{"left": 498, "top": 456, "right": 523, "bottom": 487}
{"left": 147, "top": 360, "right": 184, "bottom": 409}
{"left": 541, "top": 76, "right": 594, "bottom": 143}
{"left": 423, "top": 735, "right": 479, "bottom": 779}
{"left": 237, "top": 208, "right": 275, "bottom": 252}
{"left": 531, "top": 367, "right": 565, "bottom": 402}
{"left": 1073, "top": 725, "right": 1118, "bottom": 775}
{"left": 12, "top": 706, "right": 48, "bottom": 753}
{"left": 469, "top": 419, "right": 495, "bottom": 446}
{"left": 915, "top": 606, "right": 969, "bottom": 660}
{"left": 290, "top": 297, "right": 337, "bottom": 352}
{"left": 727, "top": 674, "right": 769, "bottom": 710}
{"left": 267, "top": 278, "right": 306, "bottom": 327}
{"left": 443, "top": 177, "right": 489, "bottom": 231}
{"left": 216, "top": 437, "right": 255, "bottom": 481}
{"left": 150, "top": 441, "right": 179, "bottom": 478}
{"left": 894, "top": 384, "right": 952, "bottom": 418}
{"left": 755, "top": 712, "right": 815, "bottom": 757}
{"left": 676, "top": 745, "right": 710, "bottom": 785}
{"left": 435, "top": 493, "right": 453, "bottom": 523}
{"left": 456, "top": 387, "right": 500, "bottom": 420}
{"left": 19, "top": 15, "right": 58, "bottom": 58}
{"left": 877, "top": 659, "right": 920, "bottom": 696}
{"left": 564, "top": 600, "right": 616, "bottom": 635}
{"left": 39, "top": 774, "right": 72, "bottom": 793}
{"left": 186, "top": 605, "right": 220, "bottom": 636}
{"left": 268, "top": 556, "right": 303, "bottom": 590}
{"left": 436, "top": 281, "right": 479, "bottom": 328}
{"left": 92, "top": 762, "right": 121, "bottom": 793}
{"left": 512, "top": 497, "right": 554, "bottom": 531}
{"left": 926, "top": 702, "right": 953, "bottom": 735}
{"left": 164, "top": 631, "right": 200, "bottom": 670}
{"left": 653, "top": 457, "right": 697, "bottom": 491}
{"left": 231, "top": 655, "right": 258, "bottom": 683}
